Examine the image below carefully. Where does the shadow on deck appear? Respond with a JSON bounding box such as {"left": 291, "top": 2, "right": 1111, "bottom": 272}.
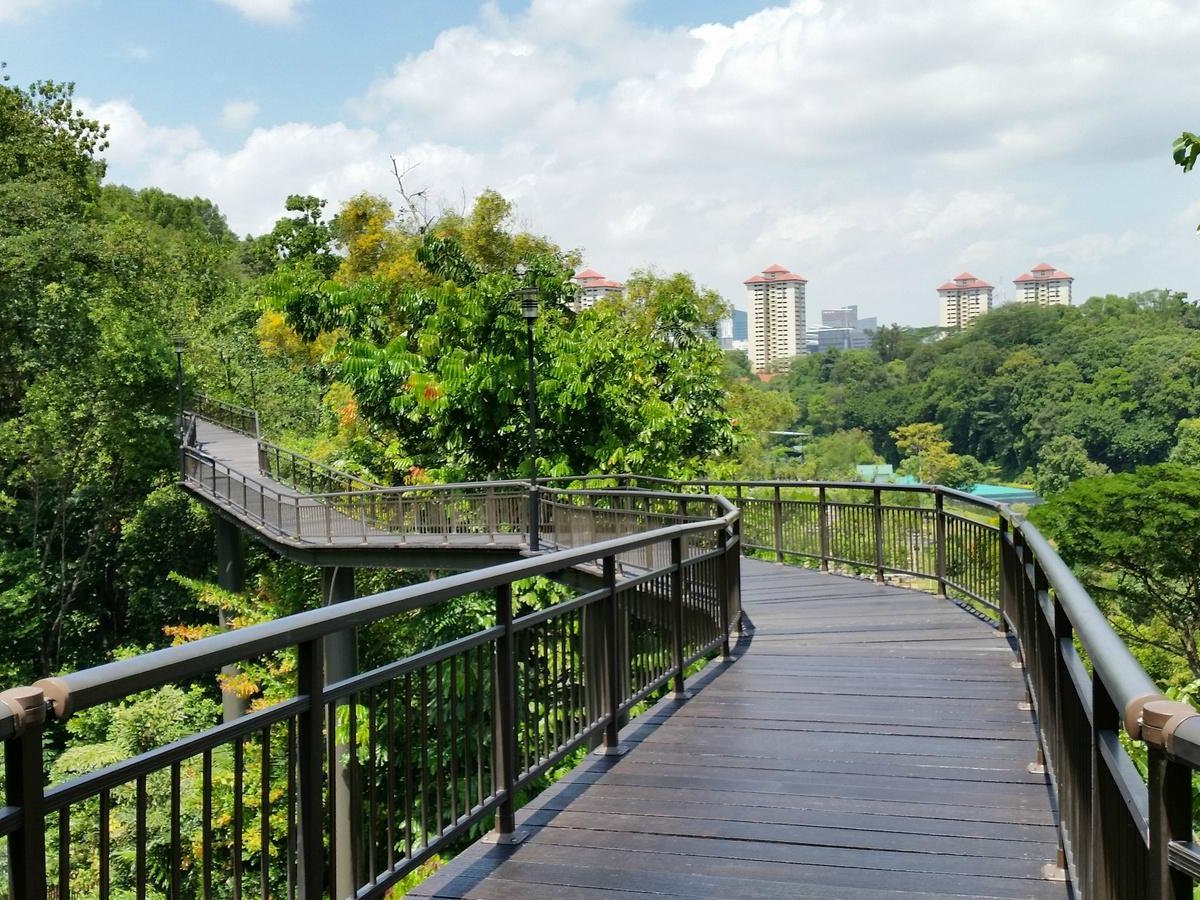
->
{"left": 414, "top": 559, "right": 1068, "bottom": 899}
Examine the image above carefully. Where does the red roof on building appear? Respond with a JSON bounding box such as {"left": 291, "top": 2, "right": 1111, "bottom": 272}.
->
{"left": 582, "top": 279, "right": 623, "bottom": 290}
{"left": 1014, "top": 265, "right": 1072, "bottom": 283}
{"left": 744, "top": 265, "right": 807, "bottom": 284}
{"left": 938, "top": 272, "right": 993, "bottom": 291}
{"left": 574, "top": 268, "right": 603, "bottom": 281}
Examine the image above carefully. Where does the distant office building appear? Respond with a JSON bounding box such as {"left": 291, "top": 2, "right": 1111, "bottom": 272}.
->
{"left": 572, "top": 268, "right": 624, "bottom": 312}
{"left": 937, "top": 272, "right": 994, "bottom": 331}
{"left": 732, "top": 308, "right": 748, "bottom": 341}
{"left": 1014, "top": 263, "right": 1073, "bottom": 306}
{"left": 807, "top": 305, "right": 878, "bottom": 352}
{"left": 717, "top": 308, "right": 749, "bottom": 350}
{"left": 745, "top": 264, "right": 807, "bottom": 372}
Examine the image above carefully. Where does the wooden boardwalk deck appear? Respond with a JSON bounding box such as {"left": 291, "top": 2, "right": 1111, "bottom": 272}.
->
{"left": 414, "top": 559, "right": 1069, "bottom": 899}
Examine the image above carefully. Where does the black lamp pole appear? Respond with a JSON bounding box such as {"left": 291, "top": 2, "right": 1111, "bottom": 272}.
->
{"left": 515, "top": 264, "right": 540, "bottom": 551}
{"left": 173, "top": 335, "right": 186, "bottom": 438}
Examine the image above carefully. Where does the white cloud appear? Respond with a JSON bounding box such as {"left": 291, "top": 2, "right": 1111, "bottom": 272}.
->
{"left": 0, "top": 0, "right": 58, "bottom": 23}
{"left": 93, "top": 0, "right": 1200, "bottom": 322}
{"left": 1042, "top": 231, "right": 1150, "bottom": 263}
{"left": 213, "top": 0, "right": 308, "bottom": 26}
{"left": 84, "top": 98, "right": 206, "bottom": 174}
{"left": 221, "top": 99, "right": 260, "bottom": 130}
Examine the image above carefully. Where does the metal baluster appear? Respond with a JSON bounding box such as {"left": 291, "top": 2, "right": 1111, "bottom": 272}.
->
{"left": 487, "top": 583, "right": 526, "bottom": 842}
{"left": 4, "top": 686, "right": 48, "bottom": 900}
{"left": 296, "top": 639, "right": 325, "bottom": 899}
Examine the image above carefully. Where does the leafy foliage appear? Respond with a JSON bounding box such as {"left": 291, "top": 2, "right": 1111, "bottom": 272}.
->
{"left": 1031, "top": 464, "right": 1200, "bottom": 681}
{"left": 771, "top": 296, "right": 1200, "bottom": 480}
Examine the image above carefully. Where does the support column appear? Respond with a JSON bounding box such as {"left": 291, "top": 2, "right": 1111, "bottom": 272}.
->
{"left": 215, "top": 518, "right": 249, "bottom": 723}
{"left": 322, "top": 566, "right": 357, "bottom": 900}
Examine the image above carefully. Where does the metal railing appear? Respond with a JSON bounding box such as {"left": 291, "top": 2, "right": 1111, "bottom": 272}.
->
{"left": 259, "top": 440, "right": 381, "bottom": 495}
{"left": 548, "top": 476, "right": 1001, "bottom": 615}
{"left": 549, "top": 474, "right": 1200, "bottom": 898}
{"left": 192, "top": 394, "right": 260, "bottom": 438}
{"left": 0, "top": 501, "right": 740, "bottom": 898}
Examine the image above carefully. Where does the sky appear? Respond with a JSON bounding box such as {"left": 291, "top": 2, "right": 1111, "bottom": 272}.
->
{"left": 2, "top": 0, "right": 1198, "bottom": 325}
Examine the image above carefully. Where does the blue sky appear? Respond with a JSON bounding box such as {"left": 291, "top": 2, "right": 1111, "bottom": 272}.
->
{"left": 3, "top": 0, "right": 1198, "bottom": 325}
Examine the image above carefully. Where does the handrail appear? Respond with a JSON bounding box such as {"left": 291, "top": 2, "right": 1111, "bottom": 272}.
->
{"left": 34, "top": 510, "right": 736, "bottom": 716}
{"left": 257, "top": 437, "right": 382, "bottom": 494}
{"left": 192, "top": 393, "right": 260, "bottom": 438}
{"left": 2, "top": 483, "right": 740, "bottom": 898}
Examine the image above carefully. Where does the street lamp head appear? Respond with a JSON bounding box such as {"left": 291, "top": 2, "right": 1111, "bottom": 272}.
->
{"left": 172, "top": 335, "right": 187, "bottom": 355}
{"left": 520, "top": 288, "right": 540, "bottom": 321}
{"left": 514, "top": 262, "right": 527, "bottom": 278}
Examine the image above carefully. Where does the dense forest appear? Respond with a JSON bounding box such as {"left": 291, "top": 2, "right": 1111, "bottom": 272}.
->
{"left": 3, "top": 68, "right": 1200, "bottom": 890}
{"left": 735, "top": 295, "right": 1200, "bottom": 487}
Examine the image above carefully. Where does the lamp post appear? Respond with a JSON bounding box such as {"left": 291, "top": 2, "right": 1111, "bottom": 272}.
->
{"left": 172, "top": 335, "right": 186, "bottom": 439}
{"left": 515, "top": 264, "right": 541, "bottom": 551}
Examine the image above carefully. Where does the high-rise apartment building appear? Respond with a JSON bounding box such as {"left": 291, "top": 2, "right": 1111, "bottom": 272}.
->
{"left": 572, "top": 268, "right": 624, "bottom": 312}
{"left": 745, "top": 264, "right": 807, "bottom": 372}
{"left": 937, "top": 272, "right": 994, "bottom": 331}
{"left": 1013, "top": 263, "right": 1073, "bottom": 306}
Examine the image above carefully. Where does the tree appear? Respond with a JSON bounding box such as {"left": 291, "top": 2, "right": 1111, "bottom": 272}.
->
{"left": 891, "top": 422, "right": 987, "bottom": 488}
{"left": 1034, "top": 434, "right": 1110, "bottom": 496}
{"left": 270, "top": 206, "right": 734, "bottom": 481}
{"left": 243, "top": 194, "right": 338, "bottom": 277}
{"left": 1169, "top": 418, "right": 1200, "bottom": 466}
{"left": 1031, "top": 464, "right": 1200, "bottom": 680}
{"left": 1175, "top": 131, "right": 1200, "bottom": 230}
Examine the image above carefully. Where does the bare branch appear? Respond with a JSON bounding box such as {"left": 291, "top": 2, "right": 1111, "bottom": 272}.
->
{"left": 390, "top": 156, "right": 435, "bottom": 235}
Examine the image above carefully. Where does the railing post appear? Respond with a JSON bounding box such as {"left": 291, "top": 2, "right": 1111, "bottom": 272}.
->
{"left": 934, "top": 490, "right": 947, "bottom": 596}
{"left": 322, "top": 567, "right": 358, "bottom": 895}
{"left": 488, "top": 583, "right": 526, "bottom": 842}
{"left": 670, "top": 536, "right": 689, "bottom": 699}
{"left": 599, "top": 555, "right": 626, "bottom": 755}
{"left": 872, "top": 487, "right": 885, "bottom": 583}
{"left": 997, "top": 516, "right": 1012, "bottom": 632}
{"left": 817, "top": 486, "right": 830, "bottom": 572}
{"left": 295, "top": 639, "right": 326, "bottom": 899}
{"left": 772, "top": 485, "right": 784, "bottom": 562}
{"left": 731, "top": 515, "right": 744, "bottom": 635}
{"left": 3, "top": 687, "right": 48, "bottom": 900}
{"left": 717, "top": 526, "right": 732, "bottom": 659}
{"left": 1143, "top": 701, "right": 1196, "bottom": 899}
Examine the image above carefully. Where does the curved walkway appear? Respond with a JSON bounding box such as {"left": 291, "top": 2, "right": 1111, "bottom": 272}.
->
{"left": 184, "top": 418, "right": 530, "bottom": 566}
{"left": 414, "top": 559, "right": 1068, "bottom": 899}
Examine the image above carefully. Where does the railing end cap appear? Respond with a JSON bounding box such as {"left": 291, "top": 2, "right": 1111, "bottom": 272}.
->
{"left": 0, "top": 686, "right": 47, "bottom": 734}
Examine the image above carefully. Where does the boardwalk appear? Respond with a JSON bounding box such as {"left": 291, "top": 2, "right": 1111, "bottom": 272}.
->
{"left": 186, "top": 418, "right": 529, "bottom": 562}
{"left": 414, "top": 559, "right": 1067, "bottom": 899}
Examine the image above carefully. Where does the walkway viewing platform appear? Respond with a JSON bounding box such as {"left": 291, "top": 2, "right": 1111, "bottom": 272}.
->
{"left": 1, "top": 397, "right": 1198, "bottom": 899}
{"left": 415, "top": 559, "right": 1066, "bottom": 899}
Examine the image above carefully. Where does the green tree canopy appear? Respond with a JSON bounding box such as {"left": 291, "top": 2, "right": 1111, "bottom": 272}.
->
{"left": 1031, "top": 464, "right": 1200, "bottom": 680}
